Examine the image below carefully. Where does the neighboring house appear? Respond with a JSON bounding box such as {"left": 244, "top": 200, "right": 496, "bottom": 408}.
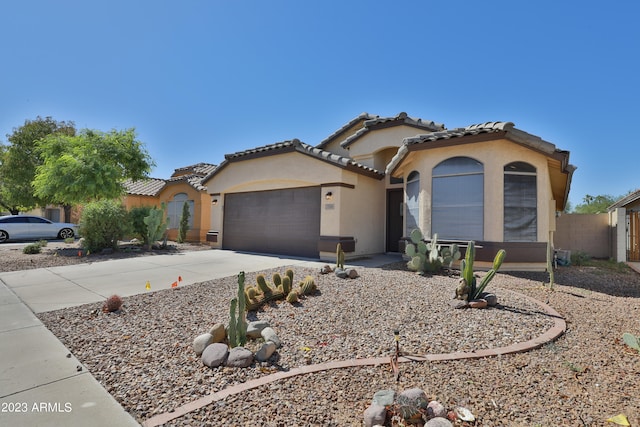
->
{"left": 124, "top": 163, "right": 216, "bottom": 242}
{"left": 201, "top": 112, "right": 576, "bottom": 271}
{"left": 608, "top": 189, "right": 640, "bottom": 263}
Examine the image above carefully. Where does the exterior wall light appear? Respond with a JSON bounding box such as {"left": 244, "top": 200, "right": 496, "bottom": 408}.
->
{"left": 325, "top": 191, "right": 333, "bottom": 200}
{"left": 212, "top": 198, "right": 218, "bottom": 205}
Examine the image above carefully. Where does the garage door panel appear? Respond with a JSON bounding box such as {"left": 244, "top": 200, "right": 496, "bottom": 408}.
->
{"left": 223, "top": 187, "right": 321, "bottom": 258}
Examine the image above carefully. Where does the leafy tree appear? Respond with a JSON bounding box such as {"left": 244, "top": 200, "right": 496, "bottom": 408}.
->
{"left": 0, "top": 116, "right": 75, "bottom": 214}
{"left": 573, "top": 194, "right": 617, "bottom": 214}
{"left": 33, "top": 128, "right": 155, "bottom": 219}
{"left": 177, "top": 201, "right": 190, "bottom": 243}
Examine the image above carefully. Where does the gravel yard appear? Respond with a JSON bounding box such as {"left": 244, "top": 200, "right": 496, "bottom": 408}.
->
{"left": 10, "top": 245, "right": 640, "bottom": 426}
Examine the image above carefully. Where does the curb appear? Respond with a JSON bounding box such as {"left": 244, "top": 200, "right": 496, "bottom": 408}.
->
{"left": 142, "top": 290, "right": 566, "bottom": 427}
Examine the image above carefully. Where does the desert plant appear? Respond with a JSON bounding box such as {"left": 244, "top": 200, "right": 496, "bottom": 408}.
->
{"left": 143, "top": 203, "right": 169, "bottom": 249}
{"left": 103, "top": 294, "right": 123, "bottom": 312}
{"left": 37, "top": 239, "right": 48, "bottom": 247}
{"left": 458, "top": 241, "right": 506, "bottom": 301}
{"left": 405, "top": 229, "right": 460, "bottom": 274}
{"left": 127, "top": 206, "right": 152, "bottom": 243}
{"left": 571, "top": 250, "right": 591, "bottom": 266}
{"left": 282, "top": 275, "right": 292, "bottom": 295}
{"left": 272, "top": 273, "right": 282, "bottom": 287}
{"left": 23, "top": 242, "right": 42, "bottom": 254}
{"left": 286, "top": 290, "right": 299, "bottom": 303}
{"left": 256, "top": 274, "right": 271, "bottom": 294}
{"left": 336, "top": 243, "right": 345, "bottom": 270}
{"left": 299, "top": 275, "right": 317, "bottom": 296}
{"left": 80, "top": 199, "right": 129, "bottom": 253}
{"left": 228, "top": 272, "right": 248, "bottom": 348}
{"left": 177, "top": 201, "right": 190, "bottom": 243}
{"left": 285, "top": 268, "right": 294, "bottom": 283}
{"left": 623, "top": 332, "right": 640, "bottom": 352}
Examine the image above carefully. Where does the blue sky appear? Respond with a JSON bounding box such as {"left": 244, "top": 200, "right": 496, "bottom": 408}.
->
{"left": 2, "top": 1, "right": 638, "bottom": 208}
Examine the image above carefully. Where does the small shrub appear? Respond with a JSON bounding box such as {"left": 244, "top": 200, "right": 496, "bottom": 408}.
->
{"left": 63, "top": 237, "right": 75, "bottom": 244}
{"left": 103, "top": 294, "right": 123, "bottom": 313}
{"left": 23, "top": 243, "right": 42, "bottom": 254}
{"left": 80, "top": 200, "right": 129, "bottom": 253}
{"left": 571, "top": 250, "right": 591, "bottom": 266}
{"left": 177, "top": 201, "right": 190, "bottom": 243}
{"left": 37, "top": 240, "right": 48, "bottom": 247}
{"left": 128, "top": 206, "right": 152, "bottom": 244}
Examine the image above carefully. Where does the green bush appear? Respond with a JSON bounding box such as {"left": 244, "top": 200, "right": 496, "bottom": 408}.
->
{"left": 128, "top": 206, "right": 152, "bottom": 244}
{"left": 177, "top": 201, "right": 190, "bottom": 243}
{"left": 571, "top": 250, "right": 591, "bottom": 266}
{"left": 79, "top": 199, "right": 129, "bottom": 253}
{"left": 23, "top": 242, "right": 43, "bottom": 254}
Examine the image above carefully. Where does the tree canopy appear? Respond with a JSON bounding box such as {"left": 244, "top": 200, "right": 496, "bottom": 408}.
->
{"left": 33, "top": 128, "right": 154, "bottom": 205}
{"left": 572, "top": 194, "right": 617, "bottom": 214}
{"left": 0, "top": 116, "right": 75, "bottom": 214}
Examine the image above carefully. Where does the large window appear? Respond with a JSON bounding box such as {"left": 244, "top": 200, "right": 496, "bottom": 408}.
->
{"left": 405, "top": 171, "right": 420, "bottom": 236}
{"left": 167, "top": 193, "right": 194, "bottom": 229}
{"left": 504, "top": 162, "right": 537, "bottom": 241}
{"left": 432, "top": 157, "right": 484, "bottom": 240}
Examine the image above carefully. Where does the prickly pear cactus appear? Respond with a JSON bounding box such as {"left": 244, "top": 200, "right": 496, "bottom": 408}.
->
{"left": 623, "top": 333, "right": 640, "bottom": 352}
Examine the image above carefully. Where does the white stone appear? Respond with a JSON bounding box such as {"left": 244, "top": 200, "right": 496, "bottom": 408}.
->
{"left": 261, "top": 327, "right": 281, "bottom": 348}
{"left": 254, "top": 341, "right": 276, "bottom": 362}
{"left": 193, "top": 333, "right": 213, "bottom": 356}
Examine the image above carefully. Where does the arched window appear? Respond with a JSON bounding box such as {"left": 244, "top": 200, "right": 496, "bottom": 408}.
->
{"left": 432, "top": 157, "right": 484, "bottom": 240}
{"left": 167, "top": 193, "right": 194, "bottom": 229}
{"left": 405, "top": 171, "right": 420, "bottom": 236}
{"left": 504, "top": 162, "right": 537, "bottom": 241}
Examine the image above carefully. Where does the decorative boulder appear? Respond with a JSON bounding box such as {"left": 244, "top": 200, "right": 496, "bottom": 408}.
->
{"left": 469, "top": 299, "right": 488, "bottom": 309}
{"left": 255, "top": 341, "right": 277, "bottom": 362}
{"left": 451, "top": 300, "right": 470, "bottom": 309}
{"left": 427, "top": 401, "right": 447, "bottom": 419}
{"left": 397, "top": 388, "right": 428, "bottom": 417}
{"left": 225, "top": 347, "right": 254, "bottom": 368}
{"left": 481, "top": 293, "right": 498, "bottom": 307}
{"left": 193, "top": 333, "right": 213, "bottom": 356}
{"left": 425, "top": 418, "right": 453, "bottom": 427}
{"left": 209, "top": 323, "right": 226, "bottom": 343}
{"left": 201, "top": 343, "right": 229, "bottom": 368}
{"left": 334, "top": 268, "right": 348, "bottom": 279}
{"left": 346, "top": 268, "right": 359, "bottom": 279}
{"left": 247, "top": 320, "right": 270, "bottom": 339}
{"left": 363, "top": 404, "right": 386, "bottom": 427}
{"left": 320, "top": 265, "right": 333, "bottom": 274}
{"left": 261, "top": 327, "right": 281, "bottom": 348}
{"left": 372, "top": 389, "right": 396, "bottom": 407}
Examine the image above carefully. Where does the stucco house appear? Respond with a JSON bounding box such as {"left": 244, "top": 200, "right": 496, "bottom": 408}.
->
{"left": 609, "top": 189, "right": 640, "bottom": 263}
{"left": 201, "top": 112, "right": 575, "bottom": 271}
{"left": 124, "top": 163, "right": 216, "bottom": 242}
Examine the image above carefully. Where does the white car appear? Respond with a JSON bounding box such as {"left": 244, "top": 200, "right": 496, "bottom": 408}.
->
{"left": 0, "top": 215, "right": 78, "bottom": 243}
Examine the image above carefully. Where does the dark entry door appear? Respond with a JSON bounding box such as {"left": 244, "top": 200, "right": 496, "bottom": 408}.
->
{"left": 386, "top": 189, "right": 403, "bottom": 252}
{"left": 629, "top": 211, "right": 640, "bottom": 262}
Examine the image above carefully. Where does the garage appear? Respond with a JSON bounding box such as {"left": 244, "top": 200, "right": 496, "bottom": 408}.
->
{"left": 222, "top": 186, "right": 321, "bottom": 258}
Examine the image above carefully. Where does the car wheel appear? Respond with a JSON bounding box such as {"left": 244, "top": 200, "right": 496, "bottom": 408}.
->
{"left": 58, "top": 228, "right": 74, "bottom": 239}
{"left": 0, "top": 230, "right": 8, "bottom": 243}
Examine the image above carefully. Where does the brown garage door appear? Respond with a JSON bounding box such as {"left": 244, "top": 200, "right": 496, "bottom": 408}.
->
{"left": 223, "top": 187, "right": 321, "bottom": 258}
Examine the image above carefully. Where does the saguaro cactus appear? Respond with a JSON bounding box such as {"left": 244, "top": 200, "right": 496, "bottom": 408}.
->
{"left": 228, "top": 272, "right": 248, "bottom": 348}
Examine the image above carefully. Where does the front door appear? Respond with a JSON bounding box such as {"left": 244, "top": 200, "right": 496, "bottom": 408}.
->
{"left": 629, "top": 211, "right": 640, "bottom": 262}
{"left": 386, "top": 189, "right": 403, "bottom": 252}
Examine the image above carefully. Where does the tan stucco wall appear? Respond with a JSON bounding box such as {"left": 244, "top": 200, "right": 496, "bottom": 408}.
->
{"left": 393, "top": 138, "right": 555, "bottom": 242}
{"left": 348, "top": 126, "right": 424, "bottom": 169}
{"left": 158, "top": 185, "right": 211, "bottom": 243}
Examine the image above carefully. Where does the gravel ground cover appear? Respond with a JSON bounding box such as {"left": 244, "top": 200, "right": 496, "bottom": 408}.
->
{"left": 33, "top": 255, "right": 640, "bottom": 426}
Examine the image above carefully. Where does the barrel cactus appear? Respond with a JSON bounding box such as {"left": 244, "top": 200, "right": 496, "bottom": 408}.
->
{"left": 256, "top": 274, "right": 271, "bottom": 294}
{"left": 286, "top": 291, "right": 299, "bottom": 304}
{"left": 299, "top": 276, "right": 317, "bottom": 296}
{"left": 282, "top": 275, "right": 292, "bottom": 295}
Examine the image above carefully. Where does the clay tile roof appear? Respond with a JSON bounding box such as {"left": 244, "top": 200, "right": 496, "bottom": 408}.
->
{"left": 172, "top": 162, "right": 217, "bottom": 177}
{"left": 124, "top": 178, "right": 166, "bottom": 196}
{"left": 316, "top": 112, "right": 377, "bottom": 148}
{"left": 608, "top": 188, "right": 640, "bottom": 210}
{"left": 218, "top": 138, "right": 384, "bottom": 179}
{"left": 167, "top": 173, "right": 208, "bottom": 191}
{"left": 340, "top": 112, "right": 445, "bottom": 148}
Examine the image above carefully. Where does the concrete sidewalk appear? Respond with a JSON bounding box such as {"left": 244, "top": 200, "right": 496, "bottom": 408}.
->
{"left": 0, "top": 249, "right": 400, "bottom": 426}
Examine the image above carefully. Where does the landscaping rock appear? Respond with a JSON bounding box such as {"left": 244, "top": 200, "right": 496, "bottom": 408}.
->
{"left": 193, "top": 333, "right": 213, "bottom": 356}
{"left": 255, "top": 341, "right": 276, "bottom": 362}
{"left": 247, "top": 320, "right": 270, "bottom": 339}
{"left": 425, "top": 418, "right": 453, "bottom": 427}
{"left": 225, "top": 346, "right": 253, "bottom": 368}
{"left": 363, "top": 404, "right": 386, "bottom": 427}
{"left": 427, "top": 401, "right": 447, "bottom": 418}
{"left": 469, "top": 299, "right": 488, "bottom": 309}
{"left": 261, "top": 327, "right": 281, "bottom": 348}
{"left": 346, "top": 268, "right": 359, "bottom": 279}
{"left": 397, "top": 388, "right": 428, "bottom": 413}
{"left": 372, "top": 389, "right": 395, "bottom": 407}
{"left": 209, "top": 323, "right": 226, "bottom": 343}
{"left": 201, "top": 343, "right": 228, "bottom": 368}
{"left": 450, "top": 300, "right": 470, "bottom": 309}
{"left": 320, "top": 264, "right": 333, "bottom": 274}
{"left": 481, "top": 292, "right": 498, "bottom": 307}
{"left": 334, "top": 268, "right": 348, "bottom": 279}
